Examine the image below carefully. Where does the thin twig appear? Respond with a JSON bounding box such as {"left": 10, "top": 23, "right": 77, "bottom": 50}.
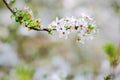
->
{"left": 3, "top": 0, "right": 16, "bottom": 15}
{"left": 29, "top": 27, "right": 49, "bottom": 32}
{"left": 3, "top": 0, "right": 56, "bottom": 32}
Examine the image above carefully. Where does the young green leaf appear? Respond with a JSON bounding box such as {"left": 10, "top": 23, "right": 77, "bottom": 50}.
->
{"left": 104, "top": 75, "right": 111, "bottom": 80}
{"left": 103, "top": 43, "right": 118, "bottom": 63}
{"left": 9, "top": 0, "right": 16, "bottom": 5}
{"left": 15, "top": 66, "right": 35, "bottom": 80}
{"left": 88, "top": 24, "right": 95, "bottom": 30}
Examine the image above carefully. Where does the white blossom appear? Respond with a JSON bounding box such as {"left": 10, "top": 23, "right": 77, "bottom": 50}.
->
{"left": 50, "top": 74, "right": 61, "bottom": 80}
{"left": 23, "top": 6, "right": 29, "bottom": 11}
{"left": 49, "top": 15, "right": 97, "bottom": 44}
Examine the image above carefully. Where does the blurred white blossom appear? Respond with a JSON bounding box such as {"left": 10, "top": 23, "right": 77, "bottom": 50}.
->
{"left": 50, "top": 74, "right": 61, "bottom": 80}
{"left": 51, "top": 56, "right": 71, "bottom": 78}
{"left": 0, "top": 43, "right": 19, "bottom": 67}
{"left": 33, "top": 68, "right": 51, "bottom": 80}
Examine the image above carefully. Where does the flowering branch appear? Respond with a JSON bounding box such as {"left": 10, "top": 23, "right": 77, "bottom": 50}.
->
{"left": 3, "top": 0, "right": 52, "bottom": 33}
{"left": 3, "top": 0, "right": 97, "bottom": 44}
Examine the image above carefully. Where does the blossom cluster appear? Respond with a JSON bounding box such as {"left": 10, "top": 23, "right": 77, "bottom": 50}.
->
{"left": 48, "top": 15, "right": 97, "bottom": 44}
{"left": 11, "top": 6, "right": 97, "bottom": 44}
{"left": 11, "top": 6, "right": 41, "bottom": 31}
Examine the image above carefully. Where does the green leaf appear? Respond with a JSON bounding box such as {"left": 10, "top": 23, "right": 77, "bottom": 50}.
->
{"left": 9, "top": 0, "right": 16, "bottom": 5}
{"left": 15, "top": 17, "right": 22, "bottom": 23}
{"left": 15, "top": 17, "right": 20, "bottom": 22}
{"left": 65, "top": 25, "right": 70, "bottom": 30}
{"left": 48, "top": 28, "right": 53, "bottom": 35}
{"left": 27, "top": 19, "right": 40, "bottom": 28}
{"left": 10, "top": 0, "right": 16, "bottom": 3}
{"left": 23, "top": 12, "right": 32, "bottom": 21}
{"left": 17, "top": 10, "right": 24, "bottom": 16}
{"left": 103, "top": 43, "right": 118, "bottom": 63}
{"left": 104, "top": 75, "right": 111, "bottom": 80}
{"left": 15, "top": 66, "right": 35, "bottom": 80}
{"left": 88, "top": 24, "right": 95, "bottom": 30}
{"left": 112, "top": 1, "right": 120, "bottom": 15}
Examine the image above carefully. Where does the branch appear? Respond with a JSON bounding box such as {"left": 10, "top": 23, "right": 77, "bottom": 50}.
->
{"left": 3, "top": 0, "right": 16, "bottom": 15}
{"left": 29, "top": 27, "right": 49, "bottom": 32}
{"left": 3, "top": 0, "right": 55, "bottom": 33}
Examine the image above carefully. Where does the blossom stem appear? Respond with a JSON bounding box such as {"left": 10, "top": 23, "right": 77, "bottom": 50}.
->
{"left": 3, "top": 0, "right": 55, "bottom": 32}
{"left": 3, "top": 0, "right": 16, "bottom": 15}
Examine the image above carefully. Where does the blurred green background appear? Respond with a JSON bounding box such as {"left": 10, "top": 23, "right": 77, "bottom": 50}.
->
{"left": 0, "top": 0, "right": 120, "bottom": 80}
